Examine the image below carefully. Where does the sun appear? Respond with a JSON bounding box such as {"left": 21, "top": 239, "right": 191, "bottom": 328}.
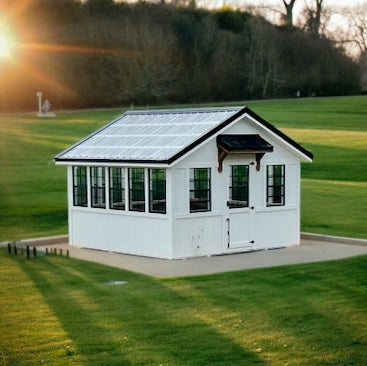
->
{"left": 0, "top": 33, "right": 12, "bottom": 58}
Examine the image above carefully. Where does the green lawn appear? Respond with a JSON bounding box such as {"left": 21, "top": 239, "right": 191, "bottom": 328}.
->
{"left": 0, "top": 95, "right": 366, "bottom": 241}
{"left": 1, "top": 251, "right": 366, "bottom": 365}
{"left": 245, "top": 96, "right": 367, "bottom": 238}
{"left": 0, "top": 109, "right": 122, "bottom": 241}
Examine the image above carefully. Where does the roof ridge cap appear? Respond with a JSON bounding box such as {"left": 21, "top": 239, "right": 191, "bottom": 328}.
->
{"left": 124, "top": 106, "right": 245, "bottom": 115}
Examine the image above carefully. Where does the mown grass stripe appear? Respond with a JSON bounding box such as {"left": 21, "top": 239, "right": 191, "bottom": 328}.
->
{"left": 1, "top": 252, "right": 366, "bottom": 365}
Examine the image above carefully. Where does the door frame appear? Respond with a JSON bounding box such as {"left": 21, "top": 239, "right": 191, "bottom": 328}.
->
{"left": 222, "top": 158, "right": 256, "bottom": 251}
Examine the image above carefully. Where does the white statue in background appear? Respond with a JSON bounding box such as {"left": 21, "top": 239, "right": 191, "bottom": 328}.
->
{"left": 37, "top": 91, "right": 56, "bottom": 117}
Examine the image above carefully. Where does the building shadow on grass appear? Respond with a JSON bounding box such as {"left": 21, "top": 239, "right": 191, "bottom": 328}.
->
{"left": 16, "top": 256, "right": 269, "bottom": 365}
{"left": 165, "top": 259, "right": 367, "bottom": 365}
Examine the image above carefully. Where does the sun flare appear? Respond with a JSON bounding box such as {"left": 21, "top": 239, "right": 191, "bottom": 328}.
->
{"left": 0, "top": 33, "right": 12, "bottom": 58}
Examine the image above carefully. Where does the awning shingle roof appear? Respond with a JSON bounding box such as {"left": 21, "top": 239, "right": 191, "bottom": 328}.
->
{"left": 217, "top": 134, "right": 273, "bottom": 153}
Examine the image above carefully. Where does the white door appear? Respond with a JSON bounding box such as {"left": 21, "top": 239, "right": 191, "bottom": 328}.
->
{"left": 224, "top": 163, "right": 255, "bottom": 249}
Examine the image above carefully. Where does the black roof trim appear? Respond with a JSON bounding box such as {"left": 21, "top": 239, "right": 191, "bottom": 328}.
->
{"left": 166, "top": 107, "right": 248, "bottom": 164}
{"left": 166, "top": 106, "right": 313, "bottom": 163}
{"left": 244, "top": 107, "right": 313, "bottom": 160}
{"left": 55, "top": 106, "right": 313, "bottom": 164}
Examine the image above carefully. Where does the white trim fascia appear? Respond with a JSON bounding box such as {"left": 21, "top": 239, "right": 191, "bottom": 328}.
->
{"left": 144, "top": 168, "right": 149, "bottom": 213}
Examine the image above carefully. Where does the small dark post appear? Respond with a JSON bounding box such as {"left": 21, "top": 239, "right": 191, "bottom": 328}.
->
{"left": 46, "top": 248, "right": 49, "bottom": 256}
{"left": 7, "top": 243, "right": 11, "bottom": 255}
{"left": 59, "top": 249, "right": 63, "bottom": 256}
{"left": 13, "top": 242, "right": 17, "bottom": 256}
{"left": 66, "top": 250, "right": 69, "bottom": 258}
{"left": 33, "top": 247, "right": 37, "bottom": 258}
{"left": 54, "top": 248, "right": 57, "bottom": 256}
{"left": 26, "top": 245, "right": 30, "bottom": 259}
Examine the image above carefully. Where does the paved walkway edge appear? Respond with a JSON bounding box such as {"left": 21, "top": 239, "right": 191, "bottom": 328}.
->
{"left": 301, "top": 232, "right": 367, "bottom": 246}
{"left": 1, "top": 233, "right": 366, "bottom": 248}
{"left": 0, "top": 235, "right": 68, "bottom": 247}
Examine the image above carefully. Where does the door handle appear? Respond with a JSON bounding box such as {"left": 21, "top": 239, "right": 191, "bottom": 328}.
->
{"left": 250, "top": 206, "right": 255, "bottom": 210}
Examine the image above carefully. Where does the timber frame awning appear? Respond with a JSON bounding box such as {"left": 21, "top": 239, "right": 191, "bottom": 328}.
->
{"left": 217, "top": 134, "right": 274, "bottom": 172}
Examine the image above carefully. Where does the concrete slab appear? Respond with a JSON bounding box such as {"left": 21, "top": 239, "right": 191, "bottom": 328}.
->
{"left": 45, "top": 239, "right": 367, "bottom": 278}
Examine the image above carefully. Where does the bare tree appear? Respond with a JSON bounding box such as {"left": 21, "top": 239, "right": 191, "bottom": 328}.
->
{"left": 338, "top": 5, "right": 367, "bottom": 58}
{"left": 247, "top": 17, "right": 285, "bottom": 97}
{"left": 303, "top": 0, "right": 325, "bottom": 36}
{"left": 324, "top": 4, "right": 367, "bottom": 91}
{"left": 119, "top": 16, "right": 180, "bottom": 103}
{"left": 282, "top": 0, "right": 297, "bottom": 27}
{"left": 244, "top": 1, "right": 297, "bottom": 27}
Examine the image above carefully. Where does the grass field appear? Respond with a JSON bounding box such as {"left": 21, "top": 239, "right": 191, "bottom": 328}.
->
{"left": 1, "top": 251, "right": 366, "bottom": 365}
{"left": 0, "top": 95, "right": 366, "bottom": 241}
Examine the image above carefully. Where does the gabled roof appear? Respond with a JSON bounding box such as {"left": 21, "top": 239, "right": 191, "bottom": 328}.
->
{"left": 55, "top": 106, "right": 313, "bottom": 164}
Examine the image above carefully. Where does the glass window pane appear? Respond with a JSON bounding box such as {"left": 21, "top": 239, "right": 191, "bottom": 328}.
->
{"left": 149, "top": 169, "right": 166, "bottom": 214}
{"left": 129, "top": 168, "right": 145, "bottom": 212}
{"left": 91, "top": 166, "right": 106, "bottom": 209}
{"left": 73, "top": 166, "right": 87, "bottom": 207}
{"left": 229, "top": 165, "right": 249, "bottom": 208}
{"left": 267, "top": 165, "right": 285, "bottom": 206}
{"left": 110, "top": 167, "right": 125, "bottom": 210}
{"left": 190, "top": 168, "right": 211, "bottom": 212}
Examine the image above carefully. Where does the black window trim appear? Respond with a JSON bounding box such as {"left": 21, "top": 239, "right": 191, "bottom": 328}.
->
{"left": 90, "top": 166, "right": 106, "bottom": 209}
{"left": 128, "top": 167, "right": 145, "bottom": 212}
{"left": 266, "top": 164, "right": 285, "bottom": 207}
{"left": 228, "top": 165, "right": 249, "bottom": 209}
{"left": 109, "top": 167, "right": 125, "bottom": 211}
{"left": 72, "top": 165, "right": 88, "bottom": 207}
{"left": 189, "top": 167, "right": 211, "bottom": 213}
{"left": 149, "top": 168, "right": 167, "bottom": 214}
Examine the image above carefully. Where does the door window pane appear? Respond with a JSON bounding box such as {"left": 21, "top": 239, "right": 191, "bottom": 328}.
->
{"left": 229, "top": 165, "right": 249, "bottom": 208}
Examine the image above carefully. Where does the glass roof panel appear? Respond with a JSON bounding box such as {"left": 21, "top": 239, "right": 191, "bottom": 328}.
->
{"left": 57, "top": 107, "right": 244, "bottom": 162}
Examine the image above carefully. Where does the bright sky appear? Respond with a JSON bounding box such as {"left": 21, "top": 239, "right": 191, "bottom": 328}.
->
{"left": 218, "top": 0, "right": 366, "bottom": 21}
{"left": 225, "top": 0, "right": 366, "bottom": 35}
{"left": 237, "top": 0, "right": 366, "bottom": 9}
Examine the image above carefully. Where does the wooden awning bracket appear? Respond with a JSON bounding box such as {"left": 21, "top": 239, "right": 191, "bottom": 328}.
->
{"left": 219, "top": 150, "right": 266, "bottom": 173}
{"left": 255, "top": 153, "right": 265, "bottom": 171}
{"left": 217, "top": 134, "right": 273, "bottom": 172}
{"left": 218, "top": 147, "right": 228, "bottom": 173}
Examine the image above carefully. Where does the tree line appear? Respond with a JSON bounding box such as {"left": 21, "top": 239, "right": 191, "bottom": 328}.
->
{"left": 0, "top": 0, "right": 361, "bottom": 110}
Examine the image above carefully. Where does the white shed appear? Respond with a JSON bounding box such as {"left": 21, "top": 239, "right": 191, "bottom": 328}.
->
{"left": 55, "top": 106, "right": 313, "bottom": 259}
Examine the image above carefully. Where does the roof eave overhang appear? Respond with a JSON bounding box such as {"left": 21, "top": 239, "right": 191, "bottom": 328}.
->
{"left": 54, "top": 158, "right": 170, "bottom": 168}
{"left": 167, "top": 107, "right": 248, "bottom": 167}
{"left": 168, "top": 106, "right": 312, "bottom": 167}
{"left": 243, "top": 108, "right": 313, "bottom": 162}
{"left": 55, "top": 105, "right": 313, "bottom": 166}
